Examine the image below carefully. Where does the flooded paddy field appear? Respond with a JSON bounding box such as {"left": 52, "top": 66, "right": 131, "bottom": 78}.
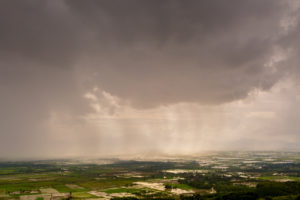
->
{"left": 0, "top": 152, "right": 300, "bottom": 199}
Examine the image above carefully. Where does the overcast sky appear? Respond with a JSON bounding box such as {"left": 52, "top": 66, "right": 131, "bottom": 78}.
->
{"left": 1, "top": 0, "right": 300, "bottom": 159}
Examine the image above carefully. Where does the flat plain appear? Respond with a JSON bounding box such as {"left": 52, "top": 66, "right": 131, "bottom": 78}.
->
{"left": 0, "top": 152, "right": 300, "bottom": 200}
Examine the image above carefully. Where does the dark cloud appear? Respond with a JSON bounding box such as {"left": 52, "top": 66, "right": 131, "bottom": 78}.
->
{"left": 0, "top": 0, "right": 291, "bottom": 108}
{"left": 0, "top": 0, "right": 300, "bottom": 158}
{"left": 70, "top": 0, "right": 286, "bottom": 107}
{"left": 0, "top": 0, "right": 86, "bottom": 66}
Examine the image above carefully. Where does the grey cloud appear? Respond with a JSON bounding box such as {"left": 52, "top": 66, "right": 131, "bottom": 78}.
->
{"left": 0, "top": 0, "right": 293, "bottom": 108}
{"left": 67, "top": 0, "right": 289, "bottom": 107}
{"left": 1, "top": 0, "right": 300, "bottom": 158}
{"left": 0, "top": 0, "right": 85, "bottom": 66}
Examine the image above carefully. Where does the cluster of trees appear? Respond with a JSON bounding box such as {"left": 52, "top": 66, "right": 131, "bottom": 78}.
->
{"left": 178, "top": 173, "right": 232, "bottom": 189}
{"left": 256, "top": 181, "right": 300, "bottom": 197}
{"left": 180, "top": 181, "right": 300, "bottom": 200}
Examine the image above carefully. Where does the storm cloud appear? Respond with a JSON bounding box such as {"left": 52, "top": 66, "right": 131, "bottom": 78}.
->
{"left": 0, "top": 0, "right": 300, "bottom": 158}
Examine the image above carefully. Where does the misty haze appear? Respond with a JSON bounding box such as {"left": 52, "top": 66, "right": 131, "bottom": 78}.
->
{"left": 1, "top": 0, "right": 300, "bottom": 200}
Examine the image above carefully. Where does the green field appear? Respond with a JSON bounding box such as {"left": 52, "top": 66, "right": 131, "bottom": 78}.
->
{"left": 0, "top": 152, "right": 299, "bottom": 199}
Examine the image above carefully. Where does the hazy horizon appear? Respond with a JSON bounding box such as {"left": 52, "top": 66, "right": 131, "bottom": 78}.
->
{"left": 2, "top": 150, "right": 299, "bottom": 162}
{"left": 1, "top": 0, "right": 300, "bottom": 159}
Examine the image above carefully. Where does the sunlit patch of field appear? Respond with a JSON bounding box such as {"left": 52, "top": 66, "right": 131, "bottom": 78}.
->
{"left": 88, "top": 191, "right": 107, "bottom": 197}
{"left": 19, "top": 190, "right": 70, "bottom": 200}
{"left": 20, "top": 194, "right": 50, "bottom": 200}
{"left": 39, "top": 188, "right": 59, "bottom": 194}
{"left": 79, "top": 178, "right": 138, "bottom": 190}
{"left": 19, "top": 193, "right": 68, "bottom": 200}
{"left": 171, "top": 188, "right": 194, "bottom": 195}
{"left": 65, "top": 184, "right": 84, "bottom": 189}
{"left": 110, "top": 192, "right": 136, "bottom": 198}
{"left": 72, "top": 191, "right": 98, "bottom": 199}
{"left": 134, "top": 181, "right": 165, "bottom": 191}
{"left": 20, "top": 195, "right": 40, "bottom": 200}
{"left": 100, "top": 183, "right": 174, "bottom": 198}
{"left": 164, "top": 169, "right": 208, "bottom": 174}
{"left": 115, "top": 172, "right": 145, "bottom": 178}
{"left": 89, "top": 190, "right": 136, "bottom": 199}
